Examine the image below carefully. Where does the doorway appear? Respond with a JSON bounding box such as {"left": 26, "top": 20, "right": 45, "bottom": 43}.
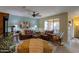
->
{"left": 74, "top": 16, "right": 79, "bottom": 38}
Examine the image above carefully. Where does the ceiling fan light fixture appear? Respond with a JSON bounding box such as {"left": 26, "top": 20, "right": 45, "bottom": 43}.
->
{"left": 32, "top": 14, "right": 35, "bottom": 17}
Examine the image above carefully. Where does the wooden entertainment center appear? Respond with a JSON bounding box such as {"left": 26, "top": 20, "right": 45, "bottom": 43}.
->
{"left": 0, "top": 12, "right": 9, "bottom": 37}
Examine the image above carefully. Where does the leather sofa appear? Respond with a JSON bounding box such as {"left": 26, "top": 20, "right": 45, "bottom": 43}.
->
{"left": 19, "top": 30, "right": 61, "bottom": 45}
{"left": 19, "top": 30, "right": 33, "bottom": 40}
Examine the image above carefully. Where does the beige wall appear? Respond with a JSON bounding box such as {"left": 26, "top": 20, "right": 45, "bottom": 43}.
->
{"left": 68, "top": 8, "right": 79, "bottom": 38}
{"left": 59, "top": 13, "right": 68, "bottom": 43}
{"left": 39, "top": 12, "right": 68, "bottom": 44}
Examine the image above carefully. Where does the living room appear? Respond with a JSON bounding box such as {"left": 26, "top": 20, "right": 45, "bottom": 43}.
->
{"left": 0, "top": 6, "right": 79, "bottom": 53}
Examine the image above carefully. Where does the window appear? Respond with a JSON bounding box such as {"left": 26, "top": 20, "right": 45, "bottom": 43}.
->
{"left": 54, "top": 21, "right": 60, "bottom": 33}
{"left": 44, "top": 21, "right": 48, "bottom": 30}
{"left": 44, "top": 18, "right": 60, "bottom": 33}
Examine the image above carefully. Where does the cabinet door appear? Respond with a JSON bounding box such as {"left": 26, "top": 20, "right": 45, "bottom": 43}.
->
{"left": 0, "top": 14, "right": 3, "bottom": 36}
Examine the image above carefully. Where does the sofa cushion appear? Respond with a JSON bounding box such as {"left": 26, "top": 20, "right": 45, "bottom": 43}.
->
{"left": 20, "top": 30, "right": 25, "bottom": 35}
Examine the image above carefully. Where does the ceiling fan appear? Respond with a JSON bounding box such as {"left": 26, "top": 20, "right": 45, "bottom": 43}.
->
{"left": 22, "top": 6, "right": 42, "bottom": 18}
{"left": 32, "top": 11, "right": 41, "bottom": 17}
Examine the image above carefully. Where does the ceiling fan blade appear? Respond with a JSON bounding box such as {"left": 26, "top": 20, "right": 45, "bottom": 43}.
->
{"left": 36, "top": 13, "right": 39, "bottom": 15}
{"left": 37, "top": 15, "right": 42, "bottom": 17}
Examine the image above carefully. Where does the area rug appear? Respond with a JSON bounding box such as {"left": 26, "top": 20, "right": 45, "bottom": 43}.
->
{"left": 16, "top": 38, "right": 57, "bottom": 53}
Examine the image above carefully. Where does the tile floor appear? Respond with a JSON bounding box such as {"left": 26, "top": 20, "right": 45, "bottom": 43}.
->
{"left": 54, "top": 38, "right": 79, "bottom": 53}
{"left": 68, "top": 38, "right": 79, "bottom": 53}
{"left": 54, "top": 46, "right": 70, "bottom": 53}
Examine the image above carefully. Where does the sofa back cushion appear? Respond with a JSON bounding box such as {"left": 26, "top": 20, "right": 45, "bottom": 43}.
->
{"left": 45, "top": 30, "right": 53, "bottom": 35}
{"left": 20, "top": 30, "right": 25, "bottom": 35}
{"left": 24, "top": 30, "right": 33, "bottom": 35}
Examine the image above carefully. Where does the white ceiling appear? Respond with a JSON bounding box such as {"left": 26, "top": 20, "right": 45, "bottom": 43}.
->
{"left": 0, "top": 6, "right": 79, "bottom": 18}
